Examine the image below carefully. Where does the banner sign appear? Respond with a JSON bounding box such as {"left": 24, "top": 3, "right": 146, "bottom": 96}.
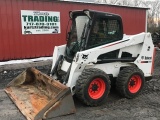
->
{"left": 21, "top": 10, "right": 60, "bottom": 34}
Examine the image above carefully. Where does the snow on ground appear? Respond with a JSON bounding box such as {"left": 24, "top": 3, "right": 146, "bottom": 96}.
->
{"left": 0, "top": 57, "right": 52, "bottom": 66}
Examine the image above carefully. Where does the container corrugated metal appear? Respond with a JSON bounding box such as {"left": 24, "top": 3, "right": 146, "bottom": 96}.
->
{"left": 0, "top": 0, "right": 147, "bottom": 61}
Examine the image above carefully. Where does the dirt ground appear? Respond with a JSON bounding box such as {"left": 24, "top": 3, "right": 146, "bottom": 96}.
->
{"left": 0, "top": 51, "right": 160, "bottom": 120}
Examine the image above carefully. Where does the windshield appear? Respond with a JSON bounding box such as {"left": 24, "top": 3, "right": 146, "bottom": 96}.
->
{"left": 66, "top": 15, "right": 89, "bottom": 60}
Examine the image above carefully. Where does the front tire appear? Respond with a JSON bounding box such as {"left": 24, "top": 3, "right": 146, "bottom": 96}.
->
{"left": 116, "top": 67, "right": 145, "bottom": 98}
{"left": 75, "top": 68, "right": 111, "bottom": 106}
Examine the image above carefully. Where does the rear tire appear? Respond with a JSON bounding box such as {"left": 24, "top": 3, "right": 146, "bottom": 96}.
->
{"left": 116, "top": 67, "right": 145, "bottom": 98}
{"left": 75, "top": 68, "right": 111, "bottom": 106}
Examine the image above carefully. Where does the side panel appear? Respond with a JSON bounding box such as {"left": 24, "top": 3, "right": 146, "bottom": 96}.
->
{"left": 75, "top": 33, "right": 154, "bottom": 76}
{"left": 66, "top": 33, "right": 154, "bottom": 93}
{"left": 134, "top": 33, "right": 154, "bottom": 76}
{"left": 75, "top": 32, "right": 146, "bottom": 64}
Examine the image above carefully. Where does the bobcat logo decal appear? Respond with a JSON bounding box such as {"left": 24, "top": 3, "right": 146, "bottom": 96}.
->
{"left": 82, "top": 54, "right": 89, "bottom": 60}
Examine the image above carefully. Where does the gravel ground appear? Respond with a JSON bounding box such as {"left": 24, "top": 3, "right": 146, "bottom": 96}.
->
{"left": 0, "top": 51, "right": 160, "bottom": 120}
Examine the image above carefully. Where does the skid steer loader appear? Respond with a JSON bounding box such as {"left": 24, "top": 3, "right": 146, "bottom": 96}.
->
{"left": 5, "top": 9, "right": 156, "bottom": 120}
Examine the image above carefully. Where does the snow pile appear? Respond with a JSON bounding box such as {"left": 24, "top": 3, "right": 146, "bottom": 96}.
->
{"left": 0, "top": 57, "right": 52, "bottom": 66}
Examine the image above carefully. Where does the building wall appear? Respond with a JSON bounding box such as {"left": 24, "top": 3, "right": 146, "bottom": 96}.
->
{"left": 0, "top": 0, "right": 147, "bottom": 61}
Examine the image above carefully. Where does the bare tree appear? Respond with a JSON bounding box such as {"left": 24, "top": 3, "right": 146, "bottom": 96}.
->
{"left": 109, "top": 0, "right": 120, "bottom": 4}
{"left": 96, "top": 0, "right": 134, "bottom": 6}
{"left": 95, "top": 0, "right": 160, "bottom": 32}
{"left": 132, "top": 0, "right": 143, "bottom": 7}
{"left": 95, "top": 0, "right": 119, "bottom": 4}
{"left": 141, "top": 0, "right": 160, "bottom": 32}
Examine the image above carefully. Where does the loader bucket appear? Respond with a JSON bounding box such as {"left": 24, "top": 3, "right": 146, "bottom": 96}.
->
{"left": 4, "top": 67, "right": 76, "bottom": 120}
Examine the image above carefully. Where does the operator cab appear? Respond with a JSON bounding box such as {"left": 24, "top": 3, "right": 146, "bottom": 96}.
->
{"left": 65, "top": 9, "right": 123, "bottom": 62}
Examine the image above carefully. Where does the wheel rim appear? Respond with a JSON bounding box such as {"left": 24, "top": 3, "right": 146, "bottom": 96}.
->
{"left": 88, "top": 78, "right": 106, "bottom": 99}
{"left": 128, "top": 75, "right": 142, "bottom": 93}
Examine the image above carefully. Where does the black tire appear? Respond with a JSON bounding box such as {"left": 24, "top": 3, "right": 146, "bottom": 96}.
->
{"left": 75, "top": 68, "right": 111, "bottom": 106}
{"left": 116, "top": 67, "right": 145, "bottom": 99}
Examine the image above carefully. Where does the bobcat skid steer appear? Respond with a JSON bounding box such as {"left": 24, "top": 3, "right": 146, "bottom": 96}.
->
{"left": 5, "top": 9, "right": 156, "bottom": 120}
